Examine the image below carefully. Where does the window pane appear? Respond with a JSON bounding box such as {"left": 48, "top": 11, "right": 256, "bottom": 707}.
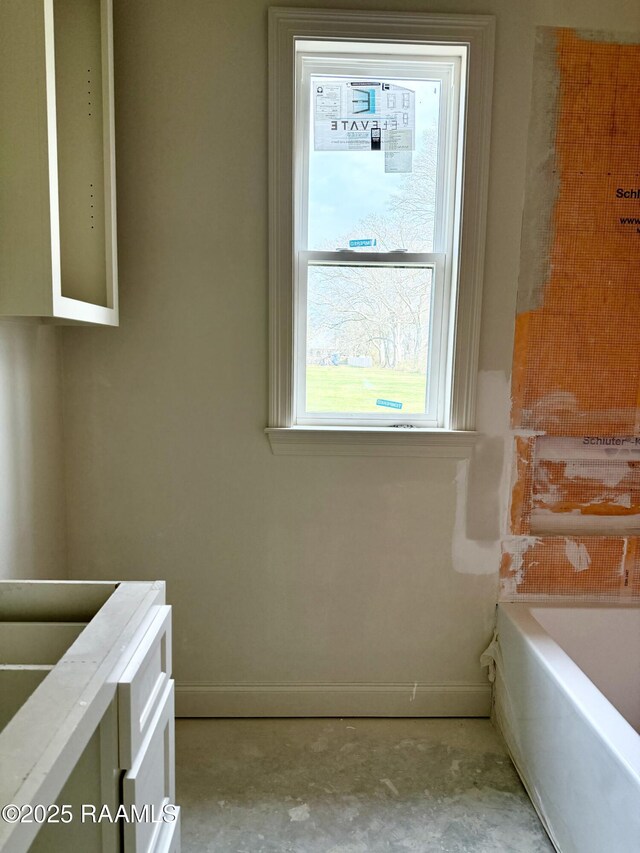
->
{"left": 305, "top": 264, "right": 433, "bottom": 414}
{"left": 308, "top": 75, "right": 441, "bottom": 253}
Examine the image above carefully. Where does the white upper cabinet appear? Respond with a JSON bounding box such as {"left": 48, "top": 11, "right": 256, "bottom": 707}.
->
{"left": 0, "top": 0, "right": 118, "bottom": 325}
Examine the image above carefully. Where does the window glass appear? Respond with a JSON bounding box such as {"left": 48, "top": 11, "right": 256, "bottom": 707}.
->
{"left": 307, "top": 76, "right": 441, "bottom": 253}
{"left": 305, "top": 263, "right": 433, "bottom": 415}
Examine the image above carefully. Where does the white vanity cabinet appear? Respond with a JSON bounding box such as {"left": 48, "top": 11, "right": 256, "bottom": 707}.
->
{"left": 0, "top": 581, "right": 179, "bottom": 853}
{"left": 0, "top": 0, "right": 118, "bottom": 325}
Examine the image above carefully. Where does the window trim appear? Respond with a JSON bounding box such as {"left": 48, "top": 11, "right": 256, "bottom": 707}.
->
{"left": 267, "top": 8, "right": 494, "bottom": 456}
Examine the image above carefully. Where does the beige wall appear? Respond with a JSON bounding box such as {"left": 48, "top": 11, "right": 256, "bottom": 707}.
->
{"left": 60, "top": 0, "right": 640, "bottom": 712}
{"left": 0, "top": 321, "right": 66, "bottom": 580}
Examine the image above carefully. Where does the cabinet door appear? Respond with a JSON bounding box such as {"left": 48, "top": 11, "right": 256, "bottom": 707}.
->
{"left": 119, "top": 605, "right": 172, "bottom": 768}
{"left": 153, "top": 806, "right": 181, "bottom": 853}
{"left": 122, "top": 680, "right": 175, "bottom": 853}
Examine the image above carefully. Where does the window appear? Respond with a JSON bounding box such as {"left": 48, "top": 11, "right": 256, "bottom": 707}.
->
{"left": 267, "top": 10, "right": 494, "bottom": 456}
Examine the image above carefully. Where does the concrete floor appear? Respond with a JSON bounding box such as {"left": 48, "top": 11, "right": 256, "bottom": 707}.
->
{"left": 175, "top": 718, "right": 554, "bottom": 852}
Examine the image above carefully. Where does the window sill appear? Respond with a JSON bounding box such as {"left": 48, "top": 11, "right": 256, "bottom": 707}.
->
{"left": 265, "top": 427, "right": 479, "bottom": 457}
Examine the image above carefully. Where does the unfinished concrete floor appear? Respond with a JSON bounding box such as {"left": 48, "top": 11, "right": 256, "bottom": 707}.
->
{"left": 175, "top": 718, "right": 553, "bottom": 852}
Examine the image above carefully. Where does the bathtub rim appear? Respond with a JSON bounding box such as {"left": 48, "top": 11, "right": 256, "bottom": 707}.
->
{"left": 497, "top": 602, "right": 640, "bottom": 784}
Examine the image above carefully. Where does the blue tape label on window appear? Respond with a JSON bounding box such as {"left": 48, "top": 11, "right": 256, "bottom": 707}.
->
{"left": 349, "top": 239, "right": 377, "bottom": 248}
{"left": 376, "top": 398, "right": 403, "bottom": 409}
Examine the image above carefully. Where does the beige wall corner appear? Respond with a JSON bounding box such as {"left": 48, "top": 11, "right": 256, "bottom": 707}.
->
{"left": 0, "top": 321, "right": 67, "bottom": 580}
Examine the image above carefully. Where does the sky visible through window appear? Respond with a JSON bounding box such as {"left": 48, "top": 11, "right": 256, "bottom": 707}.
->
{"left": 308, "top": 77, "right": 441, "bottom": 252}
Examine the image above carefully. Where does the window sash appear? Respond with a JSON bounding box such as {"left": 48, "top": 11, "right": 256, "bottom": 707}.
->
{"left": 295, "top": 53, "right": 460, "bottom": 258}
{"left": 294, "top": 251, "right": 446, "bottom": 427}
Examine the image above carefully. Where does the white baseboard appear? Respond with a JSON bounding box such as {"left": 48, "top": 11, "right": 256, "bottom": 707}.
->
{"left": 175, "top": 681, "right": 491, "bottom": 718}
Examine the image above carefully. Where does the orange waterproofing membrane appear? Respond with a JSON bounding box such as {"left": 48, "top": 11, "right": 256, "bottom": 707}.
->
{"left": 502, "top": 29, "right": 640, "bottom": 600}
{"left": 509, "top": 436, "right": 535, "bottom": 536}
{"left": 532, "top": 459, "right": 640, "bottom": 519}
{"left": 501, "top": 536, "right": 639, "bottom": 600}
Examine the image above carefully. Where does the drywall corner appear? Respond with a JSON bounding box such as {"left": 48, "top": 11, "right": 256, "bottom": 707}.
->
{"left": 0, "top": 320, "right": 67, "bottom": 579}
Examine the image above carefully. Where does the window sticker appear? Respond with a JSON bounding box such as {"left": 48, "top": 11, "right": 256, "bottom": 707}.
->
{"left": 313, "top": 79, "right": 416, "bottom": 152}
{"left": 384, "top": 150, "right": 413, "bottom": 173}
{"left": 384, "top": 129, "right": 413, "bottom": 152}
{"left": 348, "top": 238, "right": 378, "bottom": 248}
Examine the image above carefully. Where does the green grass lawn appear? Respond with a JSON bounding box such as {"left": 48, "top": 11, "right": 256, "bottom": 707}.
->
{"left": 306, "top": 365, "right": 427, "bottom": 413}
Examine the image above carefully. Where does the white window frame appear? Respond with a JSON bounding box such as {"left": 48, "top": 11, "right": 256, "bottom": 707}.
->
{"left": 267, "top": 8, "right": 494, "bottom": 457}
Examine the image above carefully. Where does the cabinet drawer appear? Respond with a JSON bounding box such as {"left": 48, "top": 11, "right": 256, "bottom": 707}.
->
{"left": 123, "top": 679, "right": 175, "bottom": 853}
{"left": 153, "top": 806, "right": 181, "bottom": 853}
{"left": 119, "top": 605, "right": 172, "bottom": 768}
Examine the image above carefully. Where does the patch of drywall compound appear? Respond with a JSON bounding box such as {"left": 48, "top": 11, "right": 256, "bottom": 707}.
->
{"left": 565, "top": 539, "right": 590, "bottom": 572}
{"left": 563, "top": 460, "right": 631, "bottom": 487}
{"left": 288, "top": 803, "right": 310, "bottom": 822}
{"left": 612, "top": 495, "right": 632, "bottom": 508}
{"left": 452, "top": 371, "right": 511, "bottom": 575}
{"left": 499, "top": 536, "right": 544, "bottom": 598}
{"left": 452, "top": 459, "right": 501, "bottom": 574}
{"left": 502, "top": 536, "right": 543, "bottom": 584}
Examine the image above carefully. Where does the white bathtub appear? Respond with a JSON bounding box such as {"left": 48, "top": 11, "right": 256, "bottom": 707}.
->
{"left": 489, "top": 603, "right": 640, "bottom": 853}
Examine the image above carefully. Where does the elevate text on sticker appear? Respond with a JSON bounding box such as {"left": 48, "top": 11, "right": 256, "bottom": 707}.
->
{"left": 376, "top": 399, "right": 403, "bottom": 409}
